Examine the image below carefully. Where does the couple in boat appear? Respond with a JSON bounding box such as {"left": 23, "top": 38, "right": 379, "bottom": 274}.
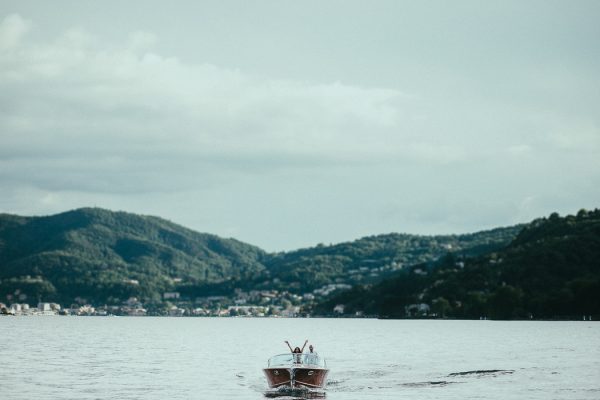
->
{"left": 284, "top": 340, "right": 317, "bottom": 364}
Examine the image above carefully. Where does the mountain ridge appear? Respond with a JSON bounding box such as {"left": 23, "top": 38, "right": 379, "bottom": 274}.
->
{"left": 0, "top": 207, "right": 266, "bottom": 305}
{"left": 1, "top": 207, "right": 522, "bottom": 307}
{"left": 313, "top": 209, "right": 600, "bottom": 319}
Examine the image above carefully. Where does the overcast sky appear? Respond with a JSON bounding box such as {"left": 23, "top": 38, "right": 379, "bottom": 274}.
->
{"left": 1, "top": 1, "right": 599, "bottom": 251}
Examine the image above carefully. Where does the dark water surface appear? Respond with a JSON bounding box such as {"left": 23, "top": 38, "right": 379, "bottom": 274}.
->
{"left": 1, "top": 317, "right": 598, "bottom": 399}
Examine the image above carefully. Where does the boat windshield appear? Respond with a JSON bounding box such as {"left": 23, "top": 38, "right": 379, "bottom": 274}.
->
{"left": 267, "top": 353, "right": 327, "bottom": 368}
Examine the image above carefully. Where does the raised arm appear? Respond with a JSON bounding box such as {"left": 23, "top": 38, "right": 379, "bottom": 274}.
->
{"left": 284, "top": 340, "right": 293, "bottom": 353}
{"left": 300, "top": 340, "right": 308, "bottom": 352}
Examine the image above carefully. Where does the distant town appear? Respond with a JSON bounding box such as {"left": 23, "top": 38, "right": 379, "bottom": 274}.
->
{"left": 0, "top": 283, "right": 354, "bottom": 317}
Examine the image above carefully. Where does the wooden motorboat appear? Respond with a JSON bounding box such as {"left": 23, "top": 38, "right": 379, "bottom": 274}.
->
{"left": 263, "top": 353, "right": 329, "bottom": 389}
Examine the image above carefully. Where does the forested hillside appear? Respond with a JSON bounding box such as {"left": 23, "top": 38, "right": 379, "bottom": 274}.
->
{"left": 263, "top": 226, "right": 521, "bottom": 292}
{"left": 0, "top": 208, "right": 266, "bottom": 305}
{"left": 0, "top": 208, "right": 522, "bottom": 307}
{"left": 314, "top": 209, "right": 600, "bottom": 319}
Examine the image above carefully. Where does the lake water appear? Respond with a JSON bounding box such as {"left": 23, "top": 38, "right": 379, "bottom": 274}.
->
{"left": 1, "top": 317, "right": 599, "bottom": 400}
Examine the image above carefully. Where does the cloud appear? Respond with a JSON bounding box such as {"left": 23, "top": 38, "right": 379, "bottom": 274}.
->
{"left": 0, "top": 16, "right": 420, "bottom": 196}
{"left": 0, "top": 13, "right": 31, "bottom": 49}
{"left": 507, "top": 144, "right": 531, "bottom": 156}
{"left": 0, "top": 11, "right": 598, "bottom": 250}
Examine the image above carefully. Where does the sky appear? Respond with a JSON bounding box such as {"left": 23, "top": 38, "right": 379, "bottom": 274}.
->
{"left": 0, "top": 1, "right": 599, "bottom": 251}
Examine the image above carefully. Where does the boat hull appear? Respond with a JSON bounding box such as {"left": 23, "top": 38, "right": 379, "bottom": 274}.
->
{"left": 263, "top": 367, "right": 329, "bottom": 389}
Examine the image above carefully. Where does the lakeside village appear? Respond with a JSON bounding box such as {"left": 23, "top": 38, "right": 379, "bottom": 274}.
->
{"left": 1, "top": 260, "right": 411, "bottom": 317}
{"left": 0, "top": 283, "right": 355, "bottom": 317}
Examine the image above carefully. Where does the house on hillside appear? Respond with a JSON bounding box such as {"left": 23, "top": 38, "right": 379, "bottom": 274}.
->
{"left": 405, "top": 303, "right": 430, "bottom": 317}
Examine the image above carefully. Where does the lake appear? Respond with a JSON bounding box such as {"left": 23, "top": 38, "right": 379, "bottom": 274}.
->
{"left": 1, "top": 317, "right": 598, "bottom": 399}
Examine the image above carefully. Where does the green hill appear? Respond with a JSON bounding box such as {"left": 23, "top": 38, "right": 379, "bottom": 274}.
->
{"left": 0, "top": 207, "right": 522, "bottom": 307}
{"left": 313, "top": 209, "right": 600, "bottom": 319}
{"left": 262, "top": 226, "right": 521, "bottom": 292}
{"left": 0, "top": 208, "right": 266, "bottom": 305}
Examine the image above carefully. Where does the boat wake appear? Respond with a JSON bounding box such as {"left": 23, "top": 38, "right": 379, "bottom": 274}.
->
{"left": 264, "top": 386, "right": 326, "bottom": 399}
{"left": 448, "top": 369, "right": 514, "bottom": 377}
{"left": 399, "top": 369, "right": 514, "bottom": 388}
{"left": 400, "top": 380, "right": 455, "bottom": 388}
{"left": 320, "top": 367, "right": 515, "bottom": 393}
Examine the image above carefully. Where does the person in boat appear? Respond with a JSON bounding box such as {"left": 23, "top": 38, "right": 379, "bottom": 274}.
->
{"left": 285, "top": 340, "right": 308, "bottom": 363}
{"left": 306, "top": 344, "right": 319, "bottom": 365}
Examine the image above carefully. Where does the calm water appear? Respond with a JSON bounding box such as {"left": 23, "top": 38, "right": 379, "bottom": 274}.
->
{"left": 1, "top": 317, "right": 599, "bottom": 400}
